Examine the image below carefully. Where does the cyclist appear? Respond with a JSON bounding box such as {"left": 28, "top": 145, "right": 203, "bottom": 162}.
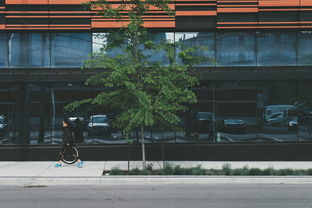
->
{"left": 55, "top": 119, "right": 83, "bottom": 168}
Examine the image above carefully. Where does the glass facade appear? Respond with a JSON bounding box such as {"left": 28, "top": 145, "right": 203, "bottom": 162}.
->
{"left": 0, "top": 31, "right": 311, "bottom": 145}
{"left": 2, "top": 31, "right": 312, "bottom": 68}
{"left": 298, "top": 31, "right": 312, "bottom": 65}
{"left": 51, "top": 33, "right": 91, "bottom": 68}
{"left": 0, "top": 81, "right": 311, "bottom": 145}
{"left": 175, "top": 32, "right": 215, "bottom": 66}
{"left": 0, "top": 33, "right": 8, "bottom": 68}
{"left": 257, "top": 32, "right": 297, "bottom": 66}
{"left": 216, "top": 32, "right": 256, "bottom": 66}
{"left": 9, "top": 33, "right": 50, "bottom": 68}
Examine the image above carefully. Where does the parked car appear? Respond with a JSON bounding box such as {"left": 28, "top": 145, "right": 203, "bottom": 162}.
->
{"left": 265, "top": 112, "right": 285, "bottom": 126}
{"left": 69, "top": 116, "right": 86, "bottom": 130}
{"left": 0, "top": 116, "right": 7, "bottom": 136}
{"left": 288, "top": 117, "right": 298, "bottom": 130}
{"left": 87, "top": 115, "right": 111, "bottom": 137}
{"left": 194, "top": 112, "right": 214, "bottom": 133}
{"left": 222, "top": 119, "right": 246, "bottom": 133}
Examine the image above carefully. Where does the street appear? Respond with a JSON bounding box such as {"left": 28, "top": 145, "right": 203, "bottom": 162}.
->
{"left": 1, "top": 184, "right": 312, "bottom": 208}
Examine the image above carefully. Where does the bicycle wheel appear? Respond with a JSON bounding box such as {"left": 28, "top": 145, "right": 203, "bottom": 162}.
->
{"left": 60, "top": 145, "right": 79, "bottom": 164}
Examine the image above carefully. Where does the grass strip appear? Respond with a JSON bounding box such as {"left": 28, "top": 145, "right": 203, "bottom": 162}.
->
{"left": 106, "top": 163, "right": 312, "bottom": 176}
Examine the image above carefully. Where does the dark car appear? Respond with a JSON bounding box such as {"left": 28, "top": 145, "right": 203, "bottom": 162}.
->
{"left": 0, "top": 116, "right": 7, "bottom": 137}
{"left": 87, "top": 115, "right": 111, "bottom": 137}
{"left": 222, "top": 119, "right": 246, "bottom": 133}
{"left": 194, "top": 112, "right": 214, "bottom": 133}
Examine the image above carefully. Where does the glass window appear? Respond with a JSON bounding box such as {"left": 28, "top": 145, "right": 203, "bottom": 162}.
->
{"left": 51, "top": 33, "right": 91, "bottom": 68}
{"left": 215, "top": 81, "right": 257, "bottom": 142}
{"left": 144, "top": 32, "right": 174, "bottom": 64}
{"left": 257, "top": 81, "right": 298, "bottom": 142}
{"left": 8, "top": 33, "right": 50, "bottom": 68}
{"left": 92, "top": 32, "right": 127, "bottom": 58}
{"left": 175, "top": 32, "right": 215, "bottom": 66}
{"left": 92, "top": 33, "right": 106, "bottom": 53}
{"left": 0, "top": 33, "right": 8, "bottom": 68}
{"left": 298, "top": 31, "right": 312, "bottom": 65}
{"left": 257, "top": 32, "right": 297, "bottom": 66}
{"left": 216, "top": 32, "right": 256, "bottom": 66}
{"left": 297, "top": 81, "right": 312, "bottom": 141}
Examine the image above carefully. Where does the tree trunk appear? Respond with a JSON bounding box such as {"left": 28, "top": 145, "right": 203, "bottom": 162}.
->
{"left": 141, "top": 125, "right": 146, "bottom": 170}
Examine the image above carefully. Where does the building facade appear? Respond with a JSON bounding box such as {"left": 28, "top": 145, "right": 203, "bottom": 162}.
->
{"left": 0, "top": 0, "right": 312, "bottom": 145}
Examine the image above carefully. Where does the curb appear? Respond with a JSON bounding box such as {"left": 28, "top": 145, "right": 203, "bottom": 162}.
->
{"left": 2, "top": 176, "right": 312, "bottom": 186}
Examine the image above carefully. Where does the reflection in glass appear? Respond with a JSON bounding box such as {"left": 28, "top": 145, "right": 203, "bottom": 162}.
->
{"left": 297, "top": 81, "right": 312, "bottom": 141}
{"left": 92, "top": 33, "right": 107, "bottom": 53}
{"left": 144, "top": 32, "right": 174, "bottom": 64}
{"left": 51, "top": 33, "right": 91, "bottom": 67}
{"left": 175, "top": 32, "right": 215, "bottom": 66}
{"left": 298, "top": 31, "right": 312, "bottom": 65}
{"left": 8, "top": 33, "right": 50, "bottom": 68}
{"left": 215, "top": 81, "right": 257, "bottom": 142}
{"left": 0, "top": 33, "right": 8, "bottom": 68}
{"left": 216, "top": 32, "right": 256, "bottom": 66}
{"left": 257, "top": 81, "right": 298, "bottom": 142}
{"left": 257, "top": 32, "right": 296, "bottom": 66}
{"left": 92, "top": 32, "right": 127, "bottom": 58}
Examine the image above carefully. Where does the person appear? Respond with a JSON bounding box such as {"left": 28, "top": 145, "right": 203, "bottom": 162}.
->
{"left": 74, "top": 117, "right": 84, "bottom": 143}
{"left": 55, "top": 120, "right": 83, "bottom": 168}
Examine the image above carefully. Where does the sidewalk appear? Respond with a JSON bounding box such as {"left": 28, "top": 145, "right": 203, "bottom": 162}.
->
{"left": 1, "top": 161, "right": 312, "bottom": 186}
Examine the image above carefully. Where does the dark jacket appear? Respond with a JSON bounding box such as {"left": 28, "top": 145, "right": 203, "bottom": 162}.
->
{"left": 63, "top": 127, "right": 74, "bottom": 145}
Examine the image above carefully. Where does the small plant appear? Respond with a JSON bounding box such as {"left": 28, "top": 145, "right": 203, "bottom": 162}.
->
{"left": 307, "top": 169, "right": 312, "bottom": 175}
{"left": 190, "top": 165, "right": 206, "bottom": 175}
{"left": 110, "top": 167, "right": 124, "bottom": 175}
{"left": 222, "top": 163, "right": 233, "bottom": 175}
{"left": 249, "top": 168, "right": 262, "bottom": 175}
{"left": 278, "top": 168, "right": 295, "bottom": 176}
{"left": 262, "top": 167, "right": 275, "bottom": 175}
{"left": 146, "top": 163, "right": 153, "bottom": 171}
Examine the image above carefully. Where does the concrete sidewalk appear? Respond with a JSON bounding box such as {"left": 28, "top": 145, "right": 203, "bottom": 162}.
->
{"left": 1, "top": 161, "right": 312, "bottom": 186}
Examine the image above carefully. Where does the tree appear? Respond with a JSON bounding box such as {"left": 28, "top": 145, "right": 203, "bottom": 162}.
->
{"left": 66, "top": 0, "right": 212, "bottom": 169}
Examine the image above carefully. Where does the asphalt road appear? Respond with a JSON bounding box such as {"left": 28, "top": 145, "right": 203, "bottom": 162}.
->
{"left": 1, "top": 184, "right": 312, "bottom": 208}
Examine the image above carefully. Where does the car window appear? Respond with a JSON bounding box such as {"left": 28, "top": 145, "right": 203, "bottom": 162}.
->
{"left": 270, "top": 114, "right": 282, "bottom": 119}
{"left": 0, "top": 117, "right": 4, "bottom": 124}
{"left": 224, "top": 119, "right": 243, "bottom": 124}
{"left": 92, "top": 117, "right": 108, "bottom": 123}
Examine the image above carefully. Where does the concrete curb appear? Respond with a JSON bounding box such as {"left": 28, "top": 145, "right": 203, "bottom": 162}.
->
{"left": 2, "top": 176, "right": 312, "bottom": 186}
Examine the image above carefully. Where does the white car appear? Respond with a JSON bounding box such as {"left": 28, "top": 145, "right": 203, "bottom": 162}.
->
{"left": 87, "top": 115, "right": 111, "bottom": 137}
{"left": 265, "top": 112, "right": 285, "bottom": 126}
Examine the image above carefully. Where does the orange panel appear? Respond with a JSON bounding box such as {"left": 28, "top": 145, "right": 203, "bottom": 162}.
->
{"left": 218, "top": 22, "right": 258, "bottom": 25}
{"left": 301, "top": 0, "right": 312, "bottom": 6}
{"left": 259, "top": 26, "right": 300, "bottom": 28}
{"left": 176, "top": 11, "right": 216, "bottom": 16}
{"left": 143, "top": 21, "right": 175, "bottom": 28}
{"left": 6, "top": 0, "right": 48, "bottom": 4}
{"left": 259, "top": 9, "right": 299, "bottom": 11}
{"left": 0, "top": 25, "right": 5, "bottom": 29}
{"left": 218, "top": 26, "right": 259, "bottom": 29}
{"left": 49, "top": 0, "right": 88, "bottom": 4}
{"left": 217, "top": 8, "right": 258, "bottom": 13}
{"left": 92, "top": 21, "right": 129, "bottom": 28}
{"left": 259, "top": 0, "right": 299, "bottom": 7}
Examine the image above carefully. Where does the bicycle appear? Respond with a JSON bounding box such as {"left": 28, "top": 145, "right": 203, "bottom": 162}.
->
{"left": 60, "top": 144, "right": 79, "bottom": 164}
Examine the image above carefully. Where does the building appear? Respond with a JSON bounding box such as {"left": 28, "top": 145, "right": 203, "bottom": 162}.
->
{"left": 0, "top": 0, "right": 312, "bottom": 146}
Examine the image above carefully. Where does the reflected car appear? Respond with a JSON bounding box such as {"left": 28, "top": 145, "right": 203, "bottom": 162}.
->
{"left": 195, "top": 112, "right": 214, "bottom": 133}
{"left": 69, "top": 116, "right": 86, "bottom": 130}
{"left": 223, "top": 119, "right": 246, "bottom": 133}
{"left": 265, "top": 112, "right": 285, "bottom": 126}
{"left": 288, "top": 117, "right": 298, "bottom": 130}
{"left": 87, "top": 115, "right": 111, "bottom": 137}
{"left": 0, "top": 116, "right": 7, "bottom": 136}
